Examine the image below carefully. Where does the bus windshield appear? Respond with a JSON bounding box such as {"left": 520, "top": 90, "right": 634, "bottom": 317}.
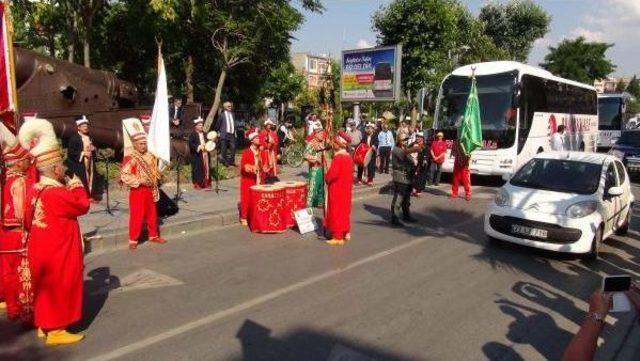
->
{"left": 437, "top": 71, "right": 518, "bottom": 149}
{"left": 598, "top": 97, "right": 623, "bottom": 130}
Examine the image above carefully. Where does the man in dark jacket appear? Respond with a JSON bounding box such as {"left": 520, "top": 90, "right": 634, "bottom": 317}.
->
{"left": 214, "top": 101, "right": 237, "bottom": 166}
{"left": 66, "top": 115, "right": 98, "bottom": 200}
{"left": 390, "top": 133, "right": 422, "bottom": 226}
{"left": 169, "top": 97, "right": 184, "bottom": 126}
{"left": 188, "top": 117, "right": 211, "bottom": 189}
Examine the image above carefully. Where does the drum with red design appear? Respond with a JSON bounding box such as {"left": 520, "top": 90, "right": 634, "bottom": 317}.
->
{"left": 275, "top": 181, "right": 308, "bottom": 227}
{"left": 249, "top": 184, "right": 287, "bottom": 233}
{"left": 353, "top": 143, "right": 372, "bottom": 166}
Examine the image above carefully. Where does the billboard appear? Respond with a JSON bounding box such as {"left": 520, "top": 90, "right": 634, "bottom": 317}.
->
{"left": 341, "top": 45, "right": 402, "bottom": 102}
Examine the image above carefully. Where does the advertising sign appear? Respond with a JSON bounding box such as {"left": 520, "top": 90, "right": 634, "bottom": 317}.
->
{"left": 341, "top": 45, "right": 402, "bottom": 102}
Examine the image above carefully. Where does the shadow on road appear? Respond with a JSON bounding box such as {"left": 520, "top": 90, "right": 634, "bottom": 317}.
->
{"left": 234, "top": 319, "right": 412, "bottom": 361}
{"left": 0, "top": 319, "right": 64, "bottom": 360}
{"left": 70, "top": 267, "right": 120, "bottom": 333}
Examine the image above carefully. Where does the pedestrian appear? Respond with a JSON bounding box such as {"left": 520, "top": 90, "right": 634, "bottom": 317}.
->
{"left": 451, "top": 143, "right": 471, "bottom": 201}
{"left": 324, "top": 131, "right": 354, "bottom": 246}
{"left": 0, "top": 123, "right": 32, "bottom": 322}
{"left": 356, "top": 123, "right": 378, "bottom": 186}
{"left": 65, "top": 115, "right": 97, "bottom": 200}
{"left": 239, "top": 128, "right": 261, "bottom": 227}
{"left": 215, "top": 101, "right": 237, "bottom": 166}
{"left": 19, "top": 118, "right": 90, "bottom": 345}
{"left": 377, "top": 122, "right": 394, "bottom": 174}
{"left": 411, "top": 133, "right": 429, "bottom": 196}
{"left": 551, "top": 124, "right": 566, "bottom": 151}
{"left": 346, "top": 119, "right": 362, "bottom": 154}
{"left": 259, "top": 119, "right": 279, "bottom": 182}
{"left": 277, "top": 122, "right": 294, "bottom": 161}
{"left": 429, "top": 132, "right": 447, "bottom": 186}
{"left": 397, "top": 119, "right": 410, "bottom": 140}
{"left": 120, "top": 118, "right": 167, "bottom": 250}
{"left": 188, "top": 116, "right": 211, "bottom": 189}
{"left": 304, "top": 130, "right": 327, "bottom": 208}
{"left": 391, "top": 134, "right": 422, "bottom": 226}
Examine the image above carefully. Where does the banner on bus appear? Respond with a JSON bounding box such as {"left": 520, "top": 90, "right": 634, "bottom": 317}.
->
{"left": 341, "top": 45, "right": 402, "bottom": 102}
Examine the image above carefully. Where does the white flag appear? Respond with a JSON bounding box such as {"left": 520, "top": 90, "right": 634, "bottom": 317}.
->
{"left": 148, "top": 47, "right": 171, "bottom": 168}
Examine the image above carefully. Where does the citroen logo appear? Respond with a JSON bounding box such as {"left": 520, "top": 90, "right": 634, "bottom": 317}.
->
{"left": 527, "top": 203, "right": 540, "bottom": 211}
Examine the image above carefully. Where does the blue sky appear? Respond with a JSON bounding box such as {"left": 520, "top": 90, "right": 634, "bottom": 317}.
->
{"left": 292, "top": 0, "right": 640, "bottom": 77}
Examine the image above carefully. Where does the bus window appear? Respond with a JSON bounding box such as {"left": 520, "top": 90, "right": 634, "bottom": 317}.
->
{"left": 518, "top": 75, "right": 547, "bottom": 152}
{"left": 599, "top": 97, "right": 623, "bottom": 130}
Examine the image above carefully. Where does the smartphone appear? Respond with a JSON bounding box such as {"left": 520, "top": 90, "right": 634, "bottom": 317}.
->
{"left": 602, "top": 275, "right": 632, "bottom": 313}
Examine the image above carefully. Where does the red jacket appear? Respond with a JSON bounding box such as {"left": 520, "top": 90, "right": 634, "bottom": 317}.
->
{"left": 430, "top": 140, "right": 447, "bottom": 164}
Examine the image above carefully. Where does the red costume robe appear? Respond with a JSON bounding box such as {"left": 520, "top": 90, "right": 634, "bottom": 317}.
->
{"left": 239, "top": 147, "right": 260, "bottom": 221}
{"left": 0, "top": 170, "right": 28, "bottom": 320}
{"left": 324, "top": 152, "right": 354, "bottom": 240}
{"left": 259, "top": 130, "right": 278, "bottom": 178}
{"left": 451, "top": 146, "right": 471, "bottom": 198}
{"left": 25, "top": 177, "right": 89, "bottom": 330}
{"left": 121, "top": 152, "right": 161, "bottom": 243}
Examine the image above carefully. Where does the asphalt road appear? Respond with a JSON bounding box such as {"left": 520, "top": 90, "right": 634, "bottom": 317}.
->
{"left": 2, "top": 182, "right": 640, "bottom": 361}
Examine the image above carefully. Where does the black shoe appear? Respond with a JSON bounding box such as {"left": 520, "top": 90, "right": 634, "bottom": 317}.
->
{"left": 391, "top": 217, "right": 403, "bottom": 227}
{"left": 402, "top": 216, "right": 418, "bottom": 223}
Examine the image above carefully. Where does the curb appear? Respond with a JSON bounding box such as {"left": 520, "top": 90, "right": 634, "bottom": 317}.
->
{"left": 83, "top": 182, "right": 391, "bottom": 254}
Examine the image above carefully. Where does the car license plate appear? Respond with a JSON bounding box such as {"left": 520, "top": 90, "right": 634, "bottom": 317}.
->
{"left": 511, "top": 224, "right": 548, "bottom": 239}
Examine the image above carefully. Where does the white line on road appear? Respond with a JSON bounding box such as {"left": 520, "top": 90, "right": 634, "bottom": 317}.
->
{"left": 86, "top": 233, "right": 444, "bottom": 361}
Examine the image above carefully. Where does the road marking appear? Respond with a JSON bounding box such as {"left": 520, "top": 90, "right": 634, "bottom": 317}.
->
{"left": 86, "top": 233, "right": 445, "bottom": 361}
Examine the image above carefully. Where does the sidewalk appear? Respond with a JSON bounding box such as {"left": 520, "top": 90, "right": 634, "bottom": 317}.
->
{"left": 81, "top": 165, "right": 392, "bottom": 254}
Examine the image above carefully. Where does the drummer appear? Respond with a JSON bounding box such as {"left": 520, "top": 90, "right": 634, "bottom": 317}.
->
{"left": 303, "top": 129, "right": 327, "bottom": 208}
{"left": 356, "top": 122, "right": 378, "bottom": 186}
{"left": 239, "top": 128, "right": 262, "bottom": 226}
{"left": 259, "top": 119, "right": 279, "bottom": 182}
{"left": 188, "top": 117, "right": 211, "bottom": 189}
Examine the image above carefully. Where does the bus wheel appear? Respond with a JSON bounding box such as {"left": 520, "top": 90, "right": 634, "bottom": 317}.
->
{"left": 537, "top": 147, "right": 544, "bottom": 154}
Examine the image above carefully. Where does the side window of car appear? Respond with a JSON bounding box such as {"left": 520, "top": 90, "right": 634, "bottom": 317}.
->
{"left": 605, "top": 163, "right": 618, "bottom": 192}
{"left": 615, "top": 161, "right": 627, "bottom": 185}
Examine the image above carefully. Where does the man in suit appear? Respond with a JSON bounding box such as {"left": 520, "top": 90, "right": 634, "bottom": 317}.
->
{"left": 169, "top": 97, "right": 184, "bottom": 127}
{"left": 215, "top": 101, "right": 237, "bottom": 166}
{"left": 66, "top": 115, "right": 98, "bottom": 200}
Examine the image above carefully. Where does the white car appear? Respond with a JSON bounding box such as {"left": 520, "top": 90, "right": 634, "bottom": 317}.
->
{"left": 484, "top": 152, "right": 634, "bottom": 259}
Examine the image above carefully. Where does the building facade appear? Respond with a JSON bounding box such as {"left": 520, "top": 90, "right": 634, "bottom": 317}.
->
{"left": 594, "top": 77, "right": 633, "bottom": 94}
{"left": 291, "top": 53, "right": 332, "bottom": 89}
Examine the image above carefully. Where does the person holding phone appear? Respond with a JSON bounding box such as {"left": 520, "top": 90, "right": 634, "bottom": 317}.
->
{"left": 562, "top": 279, "right": 640, "bottom": 361}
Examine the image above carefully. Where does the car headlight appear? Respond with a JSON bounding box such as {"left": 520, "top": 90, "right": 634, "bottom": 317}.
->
{"left": 566, "top": 201, "right": 598, "bottom": 218}
{"left": 495, "top": 188, "right": 510, "bottom": 207}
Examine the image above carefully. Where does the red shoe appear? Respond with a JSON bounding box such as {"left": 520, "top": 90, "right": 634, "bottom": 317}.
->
{"left": 465, "top": 194, "right": 471, "bottom": 201}
{"left": 128, "top": 241, "right": 138, "bottom": 250}
{"left": 366, "top": 182, "right": 374, "bottom": 187}
{"left": 355, "top": 179, "right": 363, "bottom": 185}
{"left": 449, "top": 195, "right": 457, "bottom": 200}
{"left": 149, "top": 237, "right": 167, "bottom": 244}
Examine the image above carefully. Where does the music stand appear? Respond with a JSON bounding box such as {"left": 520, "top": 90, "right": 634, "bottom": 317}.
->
{"left": 97, "top": 149, "right": 116, "bottom": 216}
{"left": 173, "top": 155, "right": 188, "bottom": 204}
{"left": 212, "top": 147, "right": 228, "bottom": 194}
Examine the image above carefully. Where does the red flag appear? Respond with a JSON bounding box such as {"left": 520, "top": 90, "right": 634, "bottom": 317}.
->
{"left": 0, "top": 1, "right": 17, "bottom": 133}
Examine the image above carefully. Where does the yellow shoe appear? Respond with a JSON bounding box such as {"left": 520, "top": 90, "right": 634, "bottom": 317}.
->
{"left": 37, "top": 328, "right": 46, "bottom": 339}
{"left": 45, "top": 329, "right": 85, "bottom": 346}
{"left": 0, "top": 301, "right": 6, "bottom": 310}
{"left": 326, "top": 239, "right": 345, "bottom": 246}
{"left": 240, "top": 219, "right": 248, "bottom": 226}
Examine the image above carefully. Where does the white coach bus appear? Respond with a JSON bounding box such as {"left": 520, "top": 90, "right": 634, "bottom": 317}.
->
{"left": 597, "top": 92, "right": 633, "bottom": 149}
{"left": 434, "top": 61, "right": 598, "bottom": 176}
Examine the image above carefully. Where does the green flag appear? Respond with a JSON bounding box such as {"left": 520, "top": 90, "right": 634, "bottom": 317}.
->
{"left": 458, "top": 77, "right": 483, "bottom": 156}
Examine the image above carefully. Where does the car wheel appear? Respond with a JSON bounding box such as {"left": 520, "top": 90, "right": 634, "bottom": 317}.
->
{"left": 616, "top": 206, "right": 632, "bottom": 235}
{"left": 587, "top": 227, "right": 603, "bottom": 261}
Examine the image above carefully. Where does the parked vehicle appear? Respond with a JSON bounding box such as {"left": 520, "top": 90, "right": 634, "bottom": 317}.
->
{"left": 484, "top": 152, "right": 633, "bottom": 259}
{"left": 610, "top": 130, "right": 640, "bottom": 174}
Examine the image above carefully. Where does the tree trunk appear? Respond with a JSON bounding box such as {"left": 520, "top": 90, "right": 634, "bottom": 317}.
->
{"left": 67, "top": 16, "right": 77, "bottom": 63}
{"left": 185, "top": 55, "right": 194, "bottom": 104}
{"left": 83, "top": 38, "right": 90, "bottom": 68}
{"left": 47, "top": 33, "right": 55, "bottom": 58}
{"left": 68, "top": 44, "right": 75, "bottom": 63}
{"left": 204, "top": 68, "right": 227, "bottom": 131}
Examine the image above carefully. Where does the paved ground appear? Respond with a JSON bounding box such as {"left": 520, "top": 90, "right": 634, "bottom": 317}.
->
{"left": 2, "top": 182, "right": 640, "bottom": 361}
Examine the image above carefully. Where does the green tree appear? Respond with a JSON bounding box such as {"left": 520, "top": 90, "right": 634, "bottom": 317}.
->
{"left": 261, "top": 62, "right": 305, "bottom": 121}
{"left": 541, "top": 36, "right": 616, "bottom": 84}
{"left": 615, "top": 79, "right": 628, "bottom": 93}
{"left": 479, "top": 0, "right": 551, "bottom": 62}
{"left": 626, "top": 76, "right": 640, "bottom": 98}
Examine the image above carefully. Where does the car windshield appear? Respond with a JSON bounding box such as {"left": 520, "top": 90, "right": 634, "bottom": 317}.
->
{"left": 598, "top": 97, "right": 622, "bottom": 130}
{"left": 617, "top": 131, "right": 640, "bottom": 147}
{"left": 510, "top": 158, "right": 602, "bottom": 194}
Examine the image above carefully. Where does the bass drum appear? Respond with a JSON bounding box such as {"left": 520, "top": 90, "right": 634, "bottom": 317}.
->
{"left": 353, "top": 143, "right": 372, "bottom": 166}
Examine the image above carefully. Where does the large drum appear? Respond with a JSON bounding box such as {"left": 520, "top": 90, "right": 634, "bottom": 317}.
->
{"left": 249, "top": 185, "right": 287, "bottom": 233}
{"left": 276, "top": 181, "right": 308, "bottom": 228}
{"left": 353, "top": 143, "right": 373, "bottom": 166}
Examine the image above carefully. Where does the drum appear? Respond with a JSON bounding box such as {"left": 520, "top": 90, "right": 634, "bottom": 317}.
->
{"left": 249, "top": 185, "right": 287, "bottom": 233}
{"left": 275, "top": 181, "right": 308, "bottom": 228}
{"left": 353, "top": 143, "right": 372, "bottom": 166}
